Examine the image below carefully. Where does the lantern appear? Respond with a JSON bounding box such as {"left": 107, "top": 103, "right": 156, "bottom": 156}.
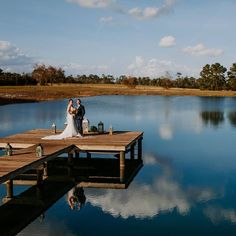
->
{"left": 52, "top": 122, "right": 56, "bottom": 133}
{"left": 5, "top": 143, "right": 13, "bottom": 156}
{"left": 109, "top": 124, "right": 113, "bottom": 135}
{"left": 98, "top": 121, "right": 104, "bottom": 133}
{"left": 82, "top": 118, "right": 89, "bottom": 134}
{"left": 36, "top": 144, "right": 44, "bottom": 158}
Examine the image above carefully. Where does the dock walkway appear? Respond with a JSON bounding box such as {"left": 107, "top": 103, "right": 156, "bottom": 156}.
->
{"left": 0, "top": 129, "right": 143, "bottom": 190}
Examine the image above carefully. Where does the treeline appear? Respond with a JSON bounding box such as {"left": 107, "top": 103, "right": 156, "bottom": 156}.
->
{"left": 0, "top": 62, "right": 236, "bottom": 91}
{"left": 0, "top": 69, "right": 37, "bottom": 86}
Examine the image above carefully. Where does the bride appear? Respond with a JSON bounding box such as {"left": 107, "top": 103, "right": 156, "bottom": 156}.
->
{"left": 42, "top": 99, "right": 82, "bottom": 140}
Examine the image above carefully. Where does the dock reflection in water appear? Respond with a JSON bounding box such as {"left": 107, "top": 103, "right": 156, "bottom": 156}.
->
{"left": 0, "top": 157, "right": 143, "bottom": 236}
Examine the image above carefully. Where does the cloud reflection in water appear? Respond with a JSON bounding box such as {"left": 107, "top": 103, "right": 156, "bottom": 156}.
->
{"left": 85, "top": 153, "right": 218, "bottom": 219}
{"left": 204, "top": 206, "right": 236, "bottom": 224}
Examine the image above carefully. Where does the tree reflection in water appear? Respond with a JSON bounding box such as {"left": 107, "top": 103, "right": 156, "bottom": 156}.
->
{"left": 228, "top": 112, "right": 236, "bottom": 127}
{"left": 200, "top": 111, "right": 224, "bottom": 127}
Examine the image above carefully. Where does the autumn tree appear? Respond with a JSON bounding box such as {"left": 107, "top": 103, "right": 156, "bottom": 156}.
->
{"left": 159, "top": 71, "right": 173, "bottom": 89}
{"left": 121, "top": 76, "right": 138, "bottom": 88}
{"left": 32, "top": 64, "right": 65, "bottom": 85}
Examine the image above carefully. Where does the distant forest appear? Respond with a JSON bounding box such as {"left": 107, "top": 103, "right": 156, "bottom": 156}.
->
{"left": 0, "top": 62, "right": 236, "bottom": 91}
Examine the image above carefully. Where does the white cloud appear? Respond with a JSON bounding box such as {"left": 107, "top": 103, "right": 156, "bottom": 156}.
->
{"left": 128, "top": 7, "right": 159, "bottom": 20}
{"left": 128, "top": 56, "right": 199, "bottom": 77}
{"left": 63, "top": 62, "right": 108, "bottom": 75}
{"left": 159, "top": 36, "right": 176, "bottom": 47}
{"left": 128, "top": 0, "right": 176, "bottom": 20}
{"left": 183, "top": 43, "right": 224, "bottom": 57}
{"left": 66, "top": 0, "right": 111, "bottom": 8}
{"left": 0, "top": 40, "right": 35, "bottom": 73}
{"left": 204, "top": 206, "right": 236, "bottom": 224}
{"left": 66, "top": 0, "right": 176, "bottom": 20}
{"left": 99, "top": 16, "right": 113, "bottom": 23}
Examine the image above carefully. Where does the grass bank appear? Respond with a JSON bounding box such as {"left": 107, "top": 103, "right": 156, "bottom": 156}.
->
{"left": 1, "top": 84, "right": 236, "bottom": 105}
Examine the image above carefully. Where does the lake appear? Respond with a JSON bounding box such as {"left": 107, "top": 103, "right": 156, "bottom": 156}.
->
{"left": 1, "top": 95, "right": 236, "bottom": 236}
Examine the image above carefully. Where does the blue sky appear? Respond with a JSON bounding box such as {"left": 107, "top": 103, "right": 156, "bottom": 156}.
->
{"left": 0, "top": 0, "right": 235, "bottom": 77}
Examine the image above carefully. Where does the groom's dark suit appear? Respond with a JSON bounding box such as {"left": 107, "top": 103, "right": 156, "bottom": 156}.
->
{"left": 75, "top": 104, "right": 85, "bottom": 134}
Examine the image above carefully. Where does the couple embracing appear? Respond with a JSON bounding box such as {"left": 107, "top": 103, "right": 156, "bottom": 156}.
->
{"left": 43, "top": 98, "right": 85, "bottom": 140}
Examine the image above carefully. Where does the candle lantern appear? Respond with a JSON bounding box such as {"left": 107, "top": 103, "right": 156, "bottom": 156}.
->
{"left": 109, "top": 124, "right": 113, "bottom": 135}
{"left": 82, "top": 118, "right": 90, "bottom": 134}
{"left": 52, "top": 122, "right": 56, "bottom": 133}
{"left": 36, "top": 144, "right": 44, "bottom": 158}
{"left": 5, "top": 143, "right": 13, "bottom": 156}
{"left": 98, "top": 121, "right": 104, "bottom": 134}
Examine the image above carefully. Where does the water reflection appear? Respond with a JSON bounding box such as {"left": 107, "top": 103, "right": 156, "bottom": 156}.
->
{"left": 204, "top": 206, "right": 236, "bottom": 224}
{"left": 67, "top": 187, "right": 86, "bottom": 210}
{"left": 159, "top": 124, "right": 173, "bottom": 140}
{"left": 2, "top": 96, "right": 236, "bottom": 235}
{"left": 228, "top": 112, "right": 236, "bottom": 127}
{"left": 0, "top": 156, "right": 143, "bottom": 235}
{"left": 18, "top": 218, "right": 76, "bottom": 236}
{"left": 85, "top": 153, "right": 218, "bottom": 219}
{"left": 199, "top": 97, "right": 226, "bottom": 110}
{"left": 200, "top": 111, "right": 225, "bottom": 127}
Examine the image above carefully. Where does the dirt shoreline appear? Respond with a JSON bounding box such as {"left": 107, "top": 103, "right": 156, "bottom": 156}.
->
{"left": 1, "top": 84, "right": 236, "bottom": 106}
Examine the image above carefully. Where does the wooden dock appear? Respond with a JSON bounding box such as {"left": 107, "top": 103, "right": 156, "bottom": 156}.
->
{"left": 0, "top": 129, "right": 143, "bottom": 200}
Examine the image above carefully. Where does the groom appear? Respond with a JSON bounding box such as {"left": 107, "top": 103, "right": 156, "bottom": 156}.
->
{"left": 75, "top": 98, "right": 85, "bottom": 135}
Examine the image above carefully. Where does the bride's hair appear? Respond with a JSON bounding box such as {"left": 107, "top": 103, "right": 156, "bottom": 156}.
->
{"left": 68, "top": 98, "right": 73, "bottom": 103}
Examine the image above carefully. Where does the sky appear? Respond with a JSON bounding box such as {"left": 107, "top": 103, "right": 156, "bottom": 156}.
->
{"left": 0, "top": 0, "right": 235, "bottom": 78}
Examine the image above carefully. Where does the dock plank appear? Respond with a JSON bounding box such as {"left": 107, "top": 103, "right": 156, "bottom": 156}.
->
{"left": 0, "top": 129, "right": 143, "bottom": 151}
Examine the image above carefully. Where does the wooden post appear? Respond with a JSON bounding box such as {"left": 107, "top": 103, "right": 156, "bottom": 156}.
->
{"left": 39, "top": 213, "right": 45, "bottom": 223}
{"left": 87, "top": 152, "right": 91, "bottom": 159}
{"left": 6, "top": 180, "right": 13, "bottom": 199}
{"left": 138, "top": 138, "right": 143, "bottom": 161}
{"left": 120, "top": 151, "right": 125, "bottom": 182}
{"left": 75, "top": 150, "right": 80, "bottom": 158}
{"left": 130, "top": 143, "right": 135, "bottom": 160}
{"left": 43, "top": 162, "right": 48, "bottom": 178}
{"left": 67, "top": 152, "right": 74, "bottom": 177}
{"left": 68, "top": 152, "right": 74, "bottom": 165}
{"left": 36, "top": 167, "right": 43, "bottom": 185}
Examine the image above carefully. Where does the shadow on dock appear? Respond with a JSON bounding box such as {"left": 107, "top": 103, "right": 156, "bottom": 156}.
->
{"left": 0, "top": 157, "right": 143, "bottom": 236}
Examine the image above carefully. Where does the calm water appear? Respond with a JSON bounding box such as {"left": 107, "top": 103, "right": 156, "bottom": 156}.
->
{"left": 1, "top": 96, "right": 236, "bottom": 236}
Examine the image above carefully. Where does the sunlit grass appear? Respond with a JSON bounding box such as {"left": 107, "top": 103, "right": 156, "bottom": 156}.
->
{"left": 1, "top": 84, "right": 236, "bottom": 105}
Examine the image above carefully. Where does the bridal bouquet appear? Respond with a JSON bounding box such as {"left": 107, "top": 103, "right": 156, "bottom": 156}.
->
{"left": 70, "top": 107, "right": 77, "bottom": 117}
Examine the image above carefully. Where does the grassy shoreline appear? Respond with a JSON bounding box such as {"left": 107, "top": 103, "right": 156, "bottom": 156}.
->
{"left": 1, "top": 84, "right": 236, "bottom": 105}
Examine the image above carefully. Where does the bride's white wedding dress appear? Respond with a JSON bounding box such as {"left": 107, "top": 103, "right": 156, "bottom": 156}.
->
{"left": 42, "top": 107, "right": 81, "bottom": 140}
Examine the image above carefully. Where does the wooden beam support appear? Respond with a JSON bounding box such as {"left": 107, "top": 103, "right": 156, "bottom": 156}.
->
{"left": 67, "top": 153, "right": 74, "bottom": 165}
{"left": 87, "top": 152, "right": 91, "bottom": 159}
{"left": 120, "top": 151, "right": 125, "bottom": 182}
{"left": 67, "top": 153, "right": 74, "bottom": 177}
{"left": 43, "top": 162, "right": 48, "bottom": 178}
{"left": 130, "top": 143, "right": 135, "bottom": 160}
{"left": 6, "top": 179, "right": 13, "bottom": 199}
{"left": 36, "top": 167, "right": 43, "bottom": 185}
{"left": 138, "top": 138, "right": 143, "bottom": 161}
{"left": 75, "top": 150, "right": 80, "bottom": 158}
